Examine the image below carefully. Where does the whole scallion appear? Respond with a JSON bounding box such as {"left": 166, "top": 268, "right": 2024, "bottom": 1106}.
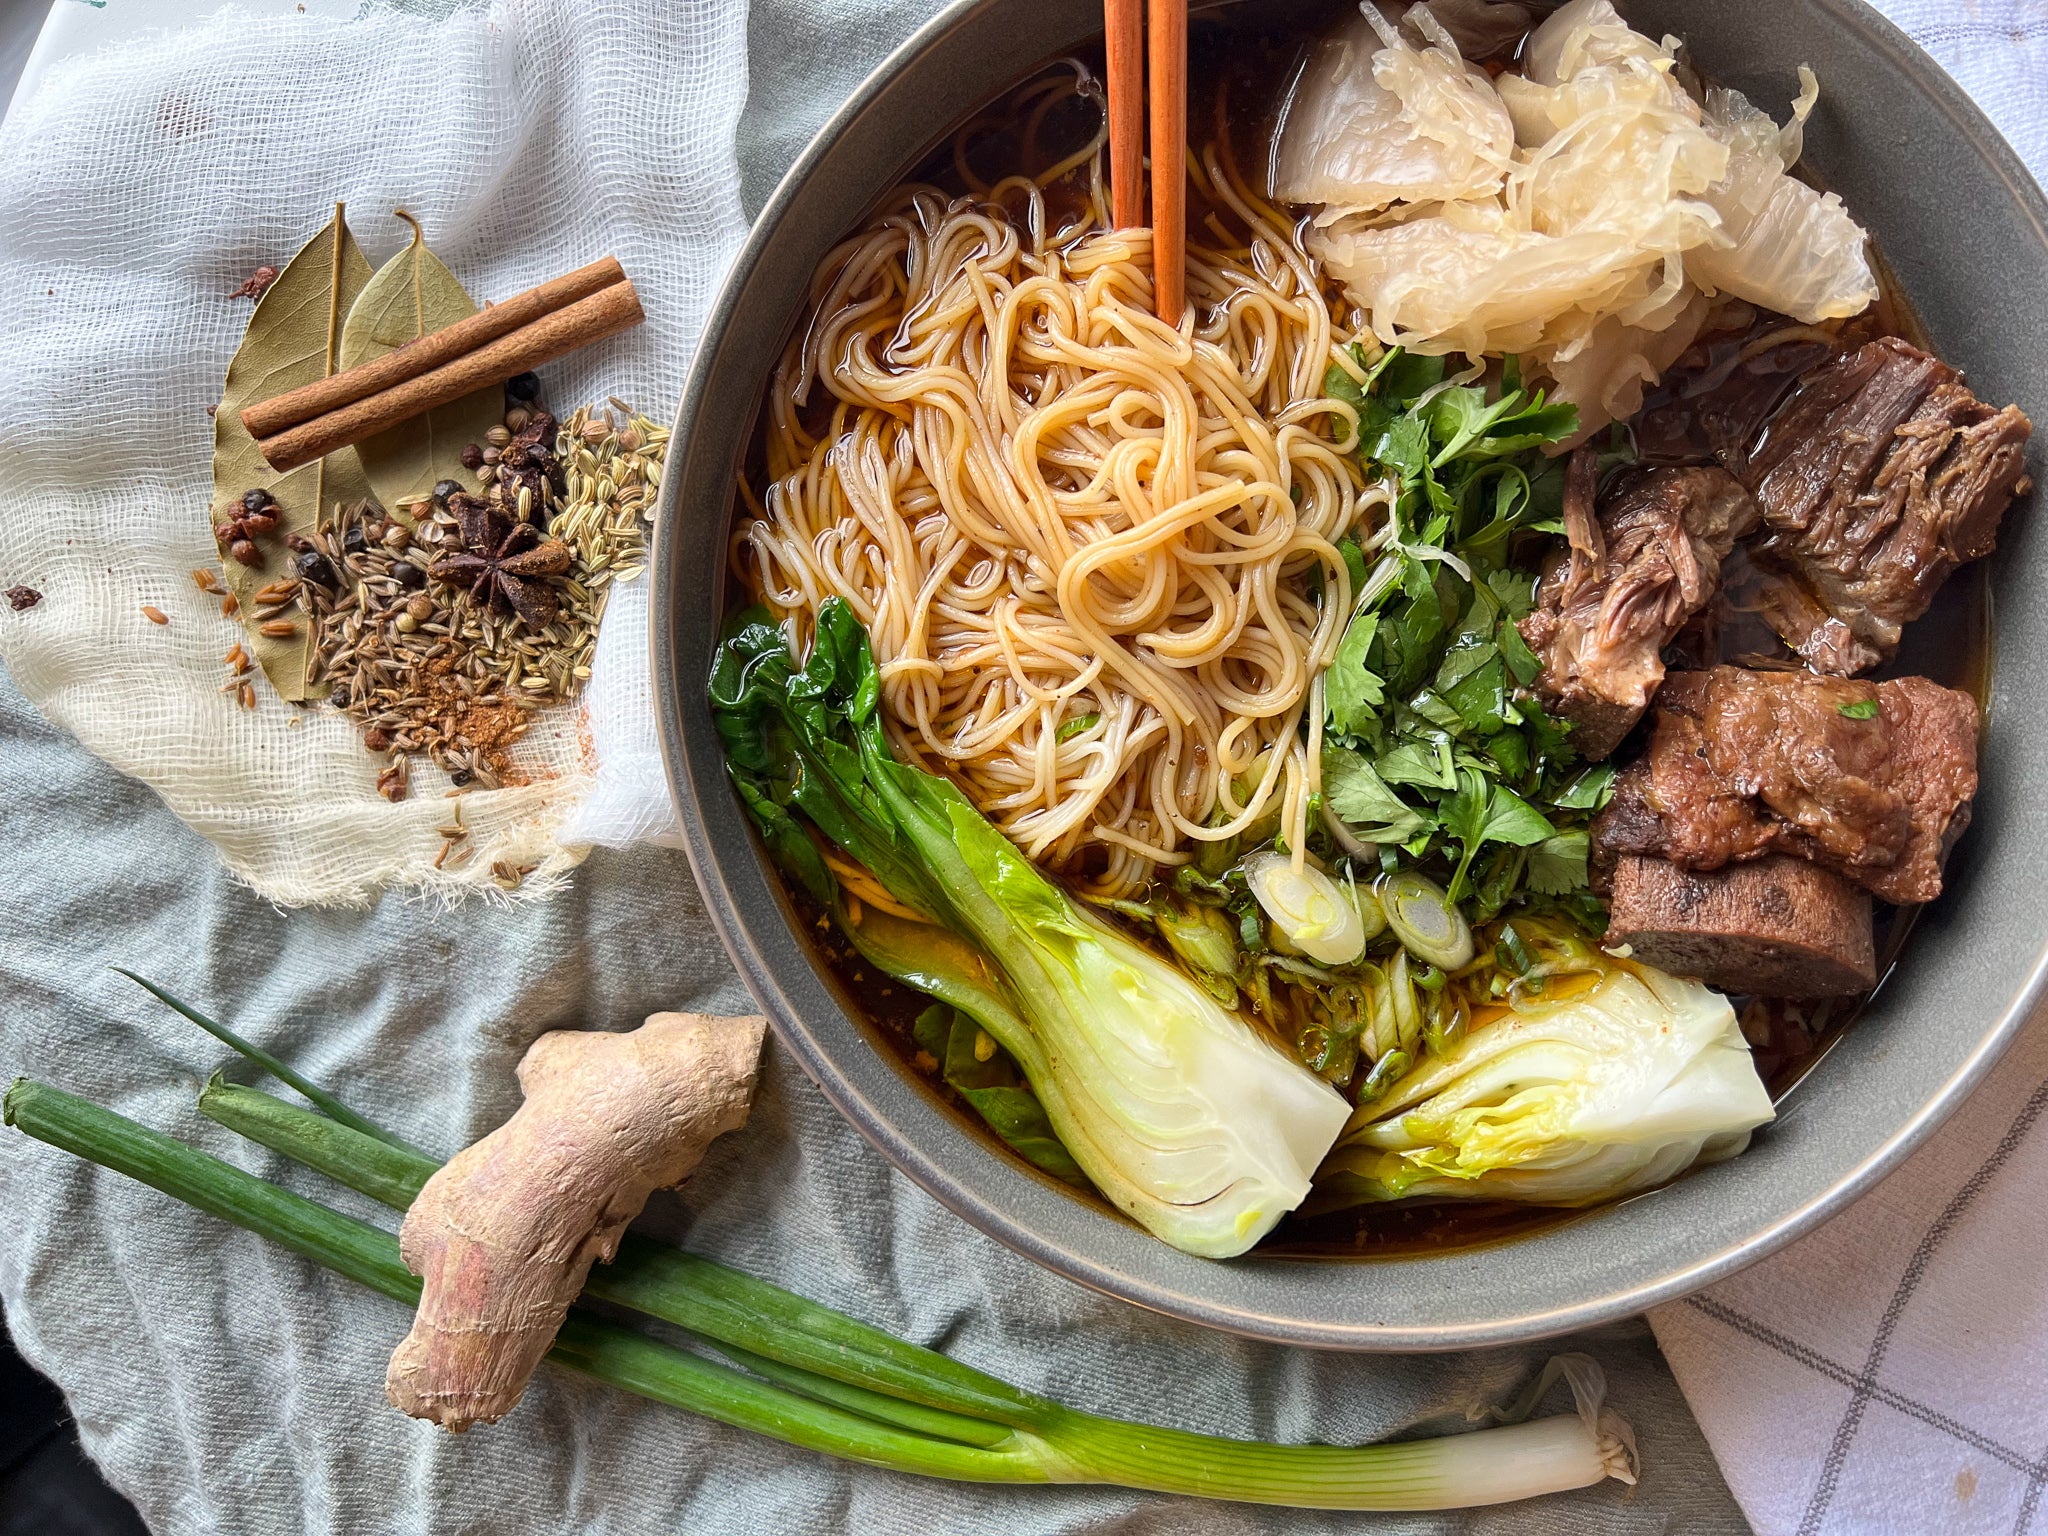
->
{"left": 0, "top": 982, "right": 1640, "bottom": 1512}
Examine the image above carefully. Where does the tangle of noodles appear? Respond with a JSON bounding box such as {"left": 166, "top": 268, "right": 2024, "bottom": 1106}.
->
{"left": 734, "top": 70, "right": 1390, "bottom": 899}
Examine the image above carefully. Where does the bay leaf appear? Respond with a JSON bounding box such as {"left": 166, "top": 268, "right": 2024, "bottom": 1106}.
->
{"left": 213, "top": 202, "right": 376, "bottom": 699}
{"left": 338, "top": 210, "right": 503, "bottom": 511}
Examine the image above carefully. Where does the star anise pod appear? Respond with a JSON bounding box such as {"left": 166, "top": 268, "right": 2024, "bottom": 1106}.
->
{"left": 495, "top": 409, "right": 560, "bottom": 523}
{"left": 429, "top": 492, "right": 571, "bottom": 630}
{"left": 216, "top": 487, "right": 280, "bottom": 567}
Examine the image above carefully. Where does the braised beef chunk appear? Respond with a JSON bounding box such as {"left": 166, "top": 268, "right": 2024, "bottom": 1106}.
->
{"left": 1593, "top": 666, "right": 1978, "bottom": 905}
{"left": 1519, "top": 465, "right": 1759, "bottom": 759}
{"left": 1742, "top": 337, "right": 2032, "bottom": 674}
{"left": 1634, "top": 321, "right": 1837, "bottom": 476}
{"left": 1607, "top": 854, "right": 1876, "bottom": 997}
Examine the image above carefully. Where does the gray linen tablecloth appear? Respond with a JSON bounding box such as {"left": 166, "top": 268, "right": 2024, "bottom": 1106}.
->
{"left": 0, "top": 0, "right": 1750, "bottom": 1530}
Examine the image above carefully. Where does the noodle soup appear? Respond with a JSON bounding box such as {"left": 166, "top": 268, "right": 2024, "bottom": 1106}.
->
{"left": 711, "top": 0, "right": 2022, "bottom": 1260}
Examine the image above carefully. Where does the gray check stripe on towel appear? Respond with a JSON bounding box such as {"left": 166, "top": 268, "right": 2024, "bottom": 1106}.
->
{"left": 1794, "top": 1077, "right": 2048, "bottom": 1534}
{"left": 1653, "top": 1016, "right": 2048, "bottom": 1534}
{"left": 1675, "top": 1064, "right": 2048, "bottom": 1532}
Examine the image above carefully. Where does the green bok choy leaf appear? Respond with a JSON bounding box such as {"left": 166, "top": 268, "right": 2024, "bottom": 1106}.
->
{"left": 711, "top": 600, "right": 1351, "bottom": 1258}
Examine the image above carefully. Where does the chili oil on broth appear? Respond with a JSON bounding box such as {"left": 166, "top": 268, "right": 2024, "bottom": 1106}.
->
{"left": 720, "top": 6, "right": 1988, "bottom": 1258}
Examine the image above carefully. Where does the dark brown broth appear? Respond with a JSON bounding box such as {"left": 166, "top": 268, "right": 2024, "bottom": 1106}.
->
{"left": 730, "top": 3, "right": 1993, "bottom": 1259}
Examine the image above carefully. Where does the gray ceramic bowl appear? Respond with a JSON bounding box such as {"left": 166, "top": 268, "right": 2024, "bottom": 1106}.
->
{"left": 655, "top": 0, "right": 2048, "bottom": 1348}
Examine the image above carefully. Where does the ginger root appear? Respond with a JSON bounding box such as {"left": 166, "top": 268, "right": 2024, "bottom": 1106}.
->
{"left": 386, "top": 1010, "right": 767, "bottom": 1431}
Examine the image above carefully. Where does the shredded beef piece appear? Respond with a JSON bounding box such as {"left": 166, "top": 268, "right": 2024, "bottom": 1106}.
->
{"left": 1519, "top": 464, "right": 1759, "bottom": 759}
{"left": 1593, "top": 666, "right": 1978, "bottom": 905}
{"left": 1741, "top": 337, "right": 2032, "bottom": 673}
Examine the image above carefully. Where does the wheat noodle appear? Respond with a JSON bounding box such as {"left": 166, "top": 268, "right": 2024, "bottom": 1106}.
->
{"left": 735, "top": 81, "right": 1386, "bottom": 897}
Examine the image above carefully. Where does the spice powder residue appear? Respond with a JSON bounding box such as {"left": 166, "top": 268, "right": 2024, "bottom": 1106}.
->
{"left": 418, "top": 657, "right": 531, "bottom": 788}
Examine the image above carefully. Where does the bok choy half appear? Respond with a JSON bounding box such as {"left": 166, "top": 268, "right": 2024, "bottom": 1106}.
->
{"left": 1312, "top": 963, "right": 1775, "bottom": 1211}
{"left": 710, "top": 599, "right": 1350, "bottom": 1259}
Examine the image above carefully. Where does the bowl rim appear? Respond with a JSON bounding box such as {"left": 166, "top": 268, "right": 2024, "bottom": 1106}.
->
{"left": 654, "top": 0, "right": 2048, "bottom": 1348}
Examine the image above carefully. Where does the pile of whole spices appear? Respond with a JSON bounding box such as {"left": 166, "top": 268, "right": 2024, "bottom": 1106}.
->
{"left": 547, "top": 399, "right": 664, "bottom": 589}
{"left": 289, "top": 390, "right": 666, "bottom": 800}
{"left": 298, "top": 498, "right": 540, "bottom": 793}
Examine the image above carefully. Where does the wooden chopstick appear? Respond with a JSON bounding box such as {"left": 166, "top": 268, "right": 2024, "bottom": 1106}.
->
{"left": 1146, "top": 0, "right": 1187, "bottom": 323}
{"left": 1104, "top": 0, "right": 1145, "bottom": 229}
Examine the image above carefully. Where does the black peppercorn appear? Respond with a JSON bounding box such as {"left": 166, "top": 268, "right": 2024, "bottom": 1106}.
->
{"left": 328, "top": 685, "right": 349, "bottom": 708}
{"left": 241, "top": 487, "right": 275, "bottom": 515}
{"left": 342, "top": 524, "right": 367, "bottom": 555}
{"left": 390, "top": 560, "right": 426, "bottom": 589}
{"left": 451, "top": 768, "right": 473, "bottom": 787}
{"left": 460, "top": 443, "right": 485, "bottom": 471}
{"left": 505, "top": 371, "right": 541, "bottom": 402}
{"left": 432, "top": 479, "right": 464, "bottom": 502}
{"left": 295, "top": 549, "right": 339, "bottom": 588}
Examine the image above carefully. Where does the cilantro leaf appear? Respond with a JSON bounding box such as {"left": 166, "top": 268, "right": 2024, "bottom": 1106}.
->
{"left": 1326, "top": 614, "right": 1385, "bottom": 737}
{"left": 1480, "top": 783, "right": 1558, "bottom": 847}
{"left": 1485, "top": 567, "right": 1537, "bottom": 622}
{"left": 1378, "top": 737, "right": 1458, "bottom": 790}
{"left": 1837, "top": 699, "right": 1879, "bottom": 720}
{"left": 1443, "top": 770, "right": 1557, "bottom": 899}
{"left": 1527, "top": 830, "right": 1591, "bottom": 895}
{"left": 1441, "top": 652, "right": 1509, "bottom": 736}
{"left": 1427, "top": 383, "right": 1579, "bottom": 466}
{"left": 1407, "top": 688, "right": 1469, "bottom": 738}
{"left": 1498, "top": 617, "right": 1543, "bottom": 686}
{"left": 1323, "top": 746, "right": 1432, "bottom": 843}
{"left": 1553, "top": 762, "right": 1617, "bottom": 811}
{"left": 1480, "top": 727, "right": 1530, "bottom": 781}
{"left": 1373, "top": 412, "right": 1432, "bottom": 482}
{"left": 1337, "top": 535, "right": 1368, "bottom": 596}
{"left": 1439, "top": 768, "right": 1492, "bottom": 878}
{"left": 1323, "top": 355, "right": 1376, "bottom": 456}
{"left": 1376, "top": 349, "right": 1448, "bottom": 407}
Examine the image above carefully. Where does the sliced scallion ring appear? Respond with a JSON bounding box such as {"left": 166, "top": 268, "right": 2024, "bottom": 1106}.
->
{"left": 1243, "top": 852, "right": 1368, "bottom": 966}
{"left": 1378, "top": 870, "right": 1475, "bottom": 970}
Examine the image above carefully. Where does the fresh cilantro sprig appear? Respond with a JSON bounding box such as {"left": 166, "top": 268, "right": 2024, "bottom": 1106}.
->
{"left": 1319, "top": 343, "right": 1615, "bottom": 917}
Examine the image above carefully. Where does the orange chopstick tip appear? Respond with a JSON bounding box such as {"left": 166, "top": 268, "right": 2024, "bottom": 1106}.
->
{"left": 1147, "top": 0, "right": 1188, "bottom": 321}
{"left": 1104, "top": 0, "right": 1146, "bottom": 230}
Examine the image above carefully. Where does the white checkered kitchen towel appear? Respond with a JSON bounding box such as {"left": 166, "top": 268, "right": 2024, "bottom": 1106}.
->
{"left": 1647, "top": 13, "right": 2048, "bottom": 1534}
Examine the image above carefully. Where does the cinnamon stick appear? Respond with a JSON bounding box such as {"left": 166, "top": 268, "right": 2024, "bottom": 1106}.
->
{"left": 254, "top": 278, "right": 644, "bottom": 474}
{"left": 240, "top": 255, "right": 626, "bottom": 442}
